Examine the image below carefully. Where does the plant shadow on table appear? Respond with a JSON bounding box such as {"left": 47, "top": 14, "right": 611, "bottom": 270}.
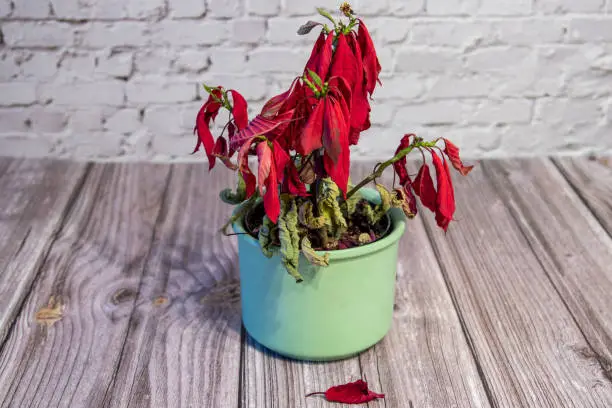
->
{"left": 155, "top": 231, "right": 243, "bottom": 336}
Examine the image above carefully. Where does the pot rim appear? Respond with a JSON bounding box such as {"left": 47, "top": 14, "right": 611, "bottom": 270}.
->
{"left": 231, "top": 187, "right": 407, "bottom": 261}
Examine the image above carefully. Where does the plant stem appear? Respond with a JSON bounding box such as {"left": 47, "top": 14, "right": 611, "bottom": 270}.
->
{"left": 343, "top": 140, "right": 438, "bottom": 202}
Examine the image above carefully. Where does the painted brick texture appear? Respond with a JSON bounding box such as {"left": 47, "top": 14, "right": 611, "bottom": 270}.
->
{"left": 0, "top": 0, "right": 611, "bottom": 160}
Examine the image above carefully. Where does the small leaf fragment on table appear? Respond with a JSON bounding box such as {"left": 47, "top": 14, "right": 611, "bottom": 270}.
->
{"left": 35, "top": 296, "right": 64, "bottom": 327}
{"left": 306, "top": 379, "right": 384, "bottom": 404}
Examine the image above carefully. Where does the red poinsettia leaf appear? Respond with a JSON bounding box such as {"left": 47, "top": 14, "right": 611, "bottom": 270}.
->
{"left": 283, "top": 161, "right": 309, "bottom": 196}
{"left": 192, "top": 88, "right": 224, "bottom": 170}
{"left": 443, "top": 138, "right": 474, "bottom": 176}
{"left": 272, "top": 140, "right": 290, "bottom": 183}
{"left": 230, "top": 110, "right": 295, "bottom": 151}
{"left": 227, "top": 122, "right": 237, "bottom": 156}
{"left": 237, "top": 136, "right": 257, "bottom": 198}
{"left": 305, "top": 31, "right": 334, "bottom": 81}
{"left": 413, "top": 163, "right": 437, "bottom": 213}
{"left": 256, "top": 142, "right": 272, "bottom": 196}
{"left": 323, "top": 118, "right": 350, "bottom": 196}
{"left": 210, "top": 136, "right": 237, "bottom": 170}
{"left": 306, "top": 379, "right": 384, "bottom": 404}
{"left": 229, "top": 90, "right": 248, "bottom": 130}
{"left": 346, "top": 32, "right": 371, "bottom": 144}
{"left": 357, "top": 19, "right": 382, "bottom": 95}
{"left": 392, "top": 134, "right": 413, "bottom": 185}
{"left": 261, "top": 77, "right": 300, "bottom": 119}
{"left": 298, "top": 99, "right": 325, "bottom": 155}
{"left": 330, "top": 33, "right": 359, "bottom": 89}
{"left": 322, "top": 96, "right": 349, "bottom": 164}
{"left": 432, "top": 151, "right": 456, "bottom": 232}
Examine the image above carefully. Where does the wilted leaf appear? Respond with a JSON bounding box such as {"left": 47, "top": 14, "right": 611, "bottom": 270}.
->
{"left": 297, "top": 20, "right": 322, "bottom": 35}
{"left": 301, "top": 236, "right": 330, "bottom": 266}
{"left": 306, "top": 379, "right": 385, "bottom": 404}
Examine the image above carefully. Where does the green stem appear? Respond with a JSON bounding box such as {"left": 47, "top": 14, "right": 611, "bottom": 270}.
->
{"left": 343, "top": 140, "right": 438, "bottom": 202}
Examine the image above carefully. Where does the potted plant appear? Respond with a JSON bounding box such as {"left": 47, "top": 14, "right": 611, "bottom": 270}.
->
{"left": 192, "top": 3, "right": 473, "bottom": 361}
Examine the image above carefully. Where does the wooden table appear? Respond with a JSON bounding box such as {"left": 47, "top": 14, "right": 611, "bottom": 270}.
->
{"left": 0, "top": 156, "right": 611, "bottom": 408}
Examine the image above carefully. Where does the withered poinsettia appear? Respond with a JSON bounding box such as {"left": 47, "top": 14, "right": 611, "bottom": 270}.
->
{"left": 306, "top": 379, "right": 385, "bottom": 404}
{"left": 192, "top": 3, "right": 473, "bottom": 278}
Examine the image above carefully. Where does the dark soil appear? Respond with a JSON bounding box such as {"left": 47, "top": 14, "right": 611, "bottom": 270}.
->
{"left": 243, "top": 200, "right": 392, "bottom": 251}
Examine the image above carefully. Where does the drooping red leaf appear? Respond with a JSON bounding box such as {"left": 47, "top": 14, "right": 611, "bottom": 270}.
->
{"left": 357, "top": 19, "right": 382, "bottom": 95}
{"left": 283, "top": 161, "right": 309, "bottom": 196}
{"left": 192, "top": 88, "right": 223, "bottom": 170}
{"left": 212, "top": 136, "right": 238, "bottom": 170}
{"left": 256, "top": 142, "right": 280, "bottom": 223}
{"left": 229, "top": 90, "right": 248, "bottom": 130}
{"left": 272, "top": 140, "right": 290, "bottom": 183}
{"left": 261, "top": 77, "right": 301, "bottom": 119}
{"left": 413, "top": 163, "right": 437, "bottom": 213}
{"left": 237, "top": 136, "right": 257, "bottom": 198}
{"left": 330, "top": 33, "right": 359, "bottom": 90}
{"left": 230, "top": 110, "right": 295, "bottom": 151}
{"left": 306, "top": 379, "right": 384, "bottom": 404}
{"left": 322, "top": 96, "right": 349, "bottom": 164}
{"left": 346, "top": 32, "right": 371, "bottom": 144}
{"left": 297, "top": 99, "right": 325, "bottom": 156}
{"left": 305, "top": 31, "right": 334, "bottom": 81}
{"left": 227, "top": 122, "right": 237, "bottom": 156}
{"left": 392, "top": 134, "right": 413, "bottom": 185}
{"left": 432, "top": 151, "right": 456, "bottom": 232}
{"left": 323, "top": 108, "right": 350, "bottom": 196}
{"left": 443, "top": 138, "right": 474, "bottom": 176}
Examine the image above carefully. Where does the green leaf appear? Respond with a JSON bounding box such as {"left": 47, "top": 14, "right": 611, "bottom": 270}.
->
{"left": 219, "top": 194, "right": 257, "bottom": 236}
{"left": 316, "top": 7, "right": 336, "bottom": 27}
{"left": 298, "top": 201, "right": 329, "bottom": 229}
{"left": 279, "top": 195, "right": 303, "bottom": 282}
{"left": 258, "top": 215, "right": 275, "bottom": 258}
{"left": 220, "top": 173, "right": 247, "bottom": 204}
{"left": 317, "top": 178, "right": 347, "bottom": 239}
{"left": 307, "top": 69, "right": 324, "bottom": 90}
{"left": 301, "top": 236, "right": 330, "bottom": 267}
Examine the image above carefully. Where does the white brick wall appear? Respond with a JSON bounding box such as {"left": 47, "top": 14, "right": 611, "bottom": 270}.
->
{"left": 1, "top": 0, "right": 611, "bottom": 160}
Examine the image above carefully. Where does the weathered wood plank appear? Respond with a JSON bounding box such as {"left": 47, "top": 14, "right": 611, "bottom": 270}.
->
{"left": 0, "top": 162, "right": 171, "bottom": 408}
{"left": 0, "top": 158, "right": 88, "bottom": 347}
{"left": 485, "top": 158, "right": 612, "bottom": 385}
{"left": 105, "top": 164, "right": 243, "bottom": 408}
{"left": 553, "top": 156, "right": 612, "bottom": 237}
{"left": 420, "top": 161, "right": 612, "bottom": 407}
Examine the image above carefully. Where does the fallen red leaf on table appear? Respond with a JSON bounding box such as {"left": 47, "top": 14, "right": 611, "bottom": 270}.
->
{"left": 306, "top": 379, "right": 384, "bottom": 404}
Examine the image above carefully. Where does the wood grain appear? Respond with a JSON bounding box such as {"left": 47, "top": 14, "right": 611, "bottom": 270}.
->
{"left": 485, "top": 158, "right": 612, "bottom": 385}
{"left": 0, "top": 162, "right": 171, "bottom": 408}
{"left": 104, "top": 163, "right": 244, "bottom": 408}
{"left": 0, "top": 158, "right": 88, "bottom": 348}
{"left": 420, "top": 161, "right": 612, "bottom": 407}
{"left": 553, "top": 156, "right": 612, "bottom": 237}
{"left": 353, "top": 165, "right": 491, "bottom": 408}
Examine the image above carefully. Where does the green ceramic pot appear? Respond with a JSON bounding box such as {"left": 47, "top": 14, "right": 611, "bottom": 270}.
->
{"left": 231, "top": 188, "right": 406, "bottom": 361}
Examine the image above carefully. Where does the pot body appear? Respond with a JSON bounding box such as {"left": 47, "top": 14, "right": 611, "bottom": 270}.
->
{"left": 231, "top": 188, "right": 406, "bottom": 361}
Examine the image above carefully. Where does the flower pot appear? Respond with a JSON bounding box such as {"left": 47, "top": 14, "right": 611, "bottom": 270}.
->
{"left": 231, "top": 188, "right": 407, "bottom": 361}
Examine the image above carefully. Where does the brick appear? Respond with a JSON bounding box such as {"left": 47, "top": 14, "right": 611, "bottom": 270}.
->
{"left": 427, "top": 0, "right": 479, "bottom": 15}
{"left": 490, "top": 19, "right": 566, "bottom": 45}
{"left": 143, "top": 105, "right": 183, "bottom": 135}
{"left": 248, "top": 48, "right": 307, "bottom": 73}
{"left": 67, "top": 131, "right": 123, "bottom": 157}
{"left": 20, "top": 53, "right": 59, "bottom": 80}
{"left": 0, "top": 0, "right": 11, "bottom": 17}
{"left": 96, "top": 52, "right": 134, "bottom": 79}
{"left": 465, "top": 47, "right": 535, "bottom": 72}
{"left": 30, "top": 106, "right": 68, "bottom": 133}
{"left": 0, "top": 53, "right": 21, "bottom": 81}
{"left": 135, "top": 49, "right": 176, "bottom": 75}
{"left": 410, "top": 20, "right": 493, "bottom": 48}
{"left": 44, "top": 82, "right": 125, "bottom": 106}
{"left": 0, "top": 109, "right": 32, "bottom": 133}
{"left": 565, "top": 72, "right": 611, "bottom": 97}
{"left": 69, "top": 108, "right": 112, "bottom": 131}
{"left": 0, "top": 135, "right": 54, "bottom": 157}
{"left": 368, "top": 101, "right": 396, "bottom": 125}
{"left": 232, "top": 18, "right": 266, "bottom": 44}
{"left": 126, "top": 0, "right": 166, "bottom": 19}
{"left": 53, "top": 0, "right": 165, "bottom": 20}
{"left": 266, "top": 17, "right": 315, "bottom": 44}
{"left": 427, "top": 75, "right": 496, "bottom": 98}
{"left": 126, "top": 81, "right": 196, "bottom": 104}
{"left": 174, "top": 50, "right": 210, "bottom": 73}
{"left": 351, "top": 0, "right": 388, "bottom": 15}
{"left": 388, "top": 0, "right": 424, "bottom": 15}
{"left": 478, "top": 0, "right": 532, "bottom": 16}
{"left": 247, "top": 0, "right": 280, "bottom": 16}
{"left": 57, "top": 52, "right": 96, "bottom": 81}
{"left": 151, "top": 134, "right": 195, "bottom": 157}
{"left": 395, "top": 101, "right": 465, "bottom": 125}
{"left": 395, "top": 48, "right": 463, "bottom": 73}
{"left": 199, "top": 75, "right": 267, "bottom": 100}
{"left": 209, "top": 49, "right": 248, "bottom": 73}
{"left": 534, "top": 98, "right": 604, "bottom": 125}
{"left": 283, "top": 0, "right": 325, "bottom": 16}
{"left": 169, "top": 0, "right": 206, "bottom": 18}
{"left": 3, "top": 22, "right": 73, "bottom": 48}
{"left": 368, "top": 18, "right": 410, "bottom": 44}
{"left": 105, "top": 109, "right": 142, "bottom": 133}
{"left": 535, "top": 0, "right": 604, "bottom": 13}
{"left": 13, "top": 0, "right": 50, "bottom": 18}
{"left": 80, "top": 23, "right": 150, "bottom": 48}
{"left": 372, "top": 74, "right": 424, "bottom": 100}
{"left": 467, "top": 99, "right": 533, "bottom": 124}
{"left": 377, "top": 47, "right": 394, "bottom": 74}
{"left": 0, "top": 83, "right": 37, "bottom": 106}
{"left": 208, "top": 0, "right": 242, "bottom": 18}
{"left": 152, "top": 21, "right": 229, "bottom": 46}
{"left": 569, "top": 18, "right": 612, "bottom": 43}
